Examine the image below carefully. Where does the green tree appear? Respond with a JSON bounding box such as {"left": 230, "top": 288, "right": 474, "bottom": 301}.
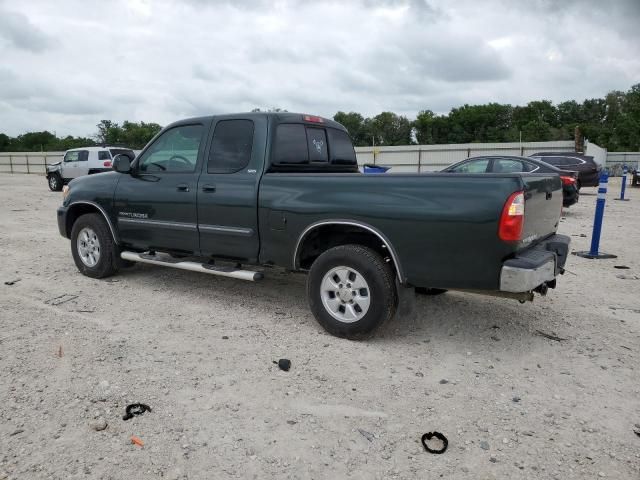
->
{"left": 120, "top": 121, "right": 162, "bottom": 149}
{"left": 94, "top": 120, "right": 161, "bottom": 149}
{"left": 413, "top": 110, "right": 436, "bottom": 144}
{"left": 333, "top": 111, "right": 369, "bottom": 146}
{"left": 95, "top": 120, "right": 123, "bottom": 145}
{"left": 368, "top": 112, "right": 413, "bottom": 146}
{"left": 0, "top": 133, "right": 11, "bottom": 151}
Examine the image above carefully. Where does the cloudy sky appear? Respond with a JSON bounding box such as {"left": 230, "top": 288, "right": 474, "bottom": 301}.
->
{"left": 1, "top": 0, "right": 639, "bottom": 137}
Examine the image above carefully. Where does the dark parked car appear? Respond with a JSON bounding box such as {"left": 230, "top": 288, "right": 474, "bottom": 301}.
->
{"left": 530, "top": 152, "right": 600, "bottom": 189}
{"left": 442, "top": 155, "right": 579, "bottom": 207}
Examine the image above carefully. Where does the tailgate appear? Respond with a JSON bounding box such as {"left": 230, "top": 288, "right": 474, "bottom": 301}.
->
{"left": 520, "top": 174, "right": 562, "bottom": 248}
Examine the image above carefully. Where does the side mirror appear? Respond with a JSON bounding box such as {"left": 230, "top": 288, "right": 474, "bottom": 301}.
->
{"left": 112, "top": 154, "right": 132, "bottom": 173}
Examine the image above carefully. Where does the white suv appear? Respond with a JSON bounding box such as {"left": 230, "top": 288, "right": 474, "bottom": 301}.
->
{"left": 46, "top": 146, "right": 135, "bottom": 191}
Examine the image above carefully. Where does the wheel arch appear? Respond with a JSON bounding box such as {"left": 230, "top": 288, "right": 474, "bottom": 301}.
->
{"left": 293, "top": 220, "right": 405, "bottom": 283}
{"left": 66, "top": 201, "right": 119, "bottom": 243}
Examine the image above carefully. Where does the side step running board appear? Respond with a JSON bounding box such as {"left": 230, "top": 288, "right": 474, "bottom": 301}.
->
{"left": 120, "top": 251, "right": 263, "bottom": 282}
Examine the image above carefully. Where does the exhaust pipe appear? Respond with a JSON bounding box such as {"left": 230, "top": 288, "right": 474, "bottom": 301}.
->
{"left": 121, "top": 251, "right": 263, "bottom": 281}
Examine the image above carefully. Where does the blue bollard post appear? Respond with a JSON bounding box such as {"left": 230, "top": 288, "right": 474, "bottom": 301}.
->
{"left": 574, "top": 172, "right": 617, "bottom": 259}
{"left": 615, "top": 165, "right": 629, "bottom": 201}
{"left": 588, "top": 174, "right": 607, "bottom": 255}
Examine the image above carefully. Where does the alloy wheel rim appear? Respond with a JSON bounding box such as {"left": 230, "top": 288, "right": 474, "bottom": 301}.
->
{"left": 320, "top": 266, "right": 371, "bottom": 323}
{"left": 77, "top": 227, "right": 101, "bottom": 267}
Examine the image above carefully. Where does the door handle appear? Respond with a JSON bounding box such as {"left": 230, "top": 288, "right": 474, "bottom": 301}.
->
{"left": 176, "top": 184, "right": 189, "bottom": 192}
{"left": 546, "top": 191, "right": 552, "bottom": 200}
{"left": 202, "top": 184, "right": 216, "bottom": 192}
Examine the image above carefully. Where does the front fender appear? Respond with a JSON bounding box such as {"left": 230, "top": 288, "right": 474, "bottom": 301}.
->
{"left": 46, "top": 162, "right": 62, "bottom": 175}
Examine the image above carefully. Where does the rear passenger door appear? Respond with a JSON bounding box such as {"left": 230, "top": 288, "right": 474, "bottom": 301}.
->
{"left": 196, "top": 116, "right": 267, "bottom": 261}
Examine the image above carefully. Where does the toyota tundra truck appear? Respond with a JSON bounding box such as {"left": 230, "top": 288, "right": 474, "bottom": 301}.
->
{"left": 56, "top": 112, "right": 570, "bottom": 338}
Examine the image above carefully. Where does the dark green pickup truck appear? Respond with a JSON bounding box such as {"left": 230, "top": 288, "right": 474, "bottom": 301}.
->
{"left": 57, "top": 112, "right": 569, "bottom": 338}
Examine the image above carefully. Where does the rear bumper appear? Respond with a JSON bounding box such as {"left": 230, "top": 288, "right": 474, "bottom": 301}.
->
{"left": 500, "top": 234, "right": 570, "bottom": 293}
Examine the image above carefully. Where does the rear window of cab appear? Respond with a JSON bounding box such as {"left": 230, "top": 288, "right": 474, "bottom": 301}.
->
{"left": 272, "top": 124, "right": 356, "bottom": 169}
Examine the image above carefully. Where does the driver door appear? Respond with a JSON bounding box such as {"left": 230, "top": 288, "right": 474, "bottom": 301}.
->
{"left": 62, "top": 150, "right": 80, "bottom": 179}
{"left": 113, "top": 122, "right": 209, "bottom": 253}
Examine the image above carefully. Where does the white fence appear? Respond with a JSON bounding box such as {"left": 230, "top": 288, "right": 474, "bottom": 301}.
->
{"left": 606, "top": 152, "right": 640, "bottom": 169}
{"left": 355, "top": 141, "right": 576, "bottom": 172}
{"left": 0, "top": 141, "right": 635, "bottom": 176}
{"left": 0, "top": 152, "right": 65, "bottom": 174}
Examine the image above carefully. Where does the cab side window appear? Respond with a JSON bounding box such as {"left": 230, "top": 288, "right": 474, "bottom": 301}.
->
{"left": 138, "top": 125, "right": 203, "bottom": 173}
{"left": 64, "top": 151, "right": 79, "bottom": 162}
{"left": 273, "top": 124, "right": 309, "bottom": 165}
{"left": 207, "top": 120, "right": 254, "bottom": 174}
{"left": 327, "top": 129, "right": 356, "bottom": 164}
{"left": 78, "top": 150, "right": 89, "bottom": 162}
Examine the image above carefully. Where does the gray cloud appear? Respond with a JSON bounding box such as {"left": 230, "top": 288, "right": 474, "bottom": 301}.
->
{"left": 0, "top": 5, "right": 52, "bottom": 52}
{"left": 0, "top": 0, "right": 638, "bottom": 136}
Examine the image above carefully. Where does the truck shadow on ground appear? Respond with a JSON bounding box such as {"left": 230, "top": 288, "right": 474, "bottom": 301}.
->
{"left": 376, "top": 289, "right": 562, "bottom": 346}
{"left": 116, "top": 264, "right": 563, "bottom": 350}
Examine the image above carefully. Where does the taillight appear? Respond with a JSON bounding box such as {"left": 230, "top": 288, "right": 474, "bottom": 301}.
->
{"left": 302, "top": 114, "right": 324, "bottom": 123}
{"left": 498, "top": 191, "right": 525, "bottom": 242}
{"left": 103, "top": 161, "right": 112, "bottom": 167}
{"left": 560, "top": 175, "right": 575, "bottom": 186}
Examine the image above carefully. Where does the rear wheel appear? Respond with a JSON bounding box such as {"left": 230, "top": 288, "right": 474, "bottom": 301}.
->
{"left": 48, "top": 174, "right": 63, "bottom": 191}
{"left": 70, "top": 213, "right": 119, "bottom": 278}
{"left": 307, "top": 244, "right": 397, "bottom": 339}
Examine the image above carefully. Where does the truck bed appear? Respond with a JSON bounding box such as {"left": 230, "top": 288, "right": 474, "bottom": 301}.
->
{"left": 258, "top": 172, "right": 562, "bottom": 290}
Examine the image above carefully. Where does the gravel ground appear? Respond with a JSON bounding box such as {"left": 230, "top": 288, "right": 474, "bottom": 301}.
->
{"left": 1, "top": 173, "right": 639, "bottom": 480}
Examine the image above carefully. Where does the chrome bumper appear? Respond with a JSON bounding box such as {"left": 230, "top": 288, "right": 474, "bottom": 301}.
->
{"left": 499, "top": 233, "right": 570, "bottom": 293}
{"left": 500, "top": 259, "right": 555, "bottom": 293}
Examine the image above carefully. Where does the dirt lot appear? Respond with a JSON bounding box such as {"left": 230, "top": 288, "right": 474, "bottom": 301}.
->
{"left": 0, "top": 173, "right": 639, "bottom": 480}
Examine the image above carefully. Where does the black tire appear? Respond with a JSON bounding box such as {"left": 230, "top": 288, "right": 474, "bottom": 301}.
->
{"left": 307, "top": 244, "right": 397, "bottom": 339}
{"left": 48, "top": 173, "right": 63, "bottom": 191}
{"left": 415, "top": 287, "right": 448, "bottom": 295}
{"left": 70, "top": 213, "right": 119, "bottom": 278}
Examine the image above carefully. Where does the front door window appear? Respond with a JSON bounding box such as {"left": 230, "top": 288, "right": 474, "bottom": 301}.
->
{"left": 137, "top": 125, "right": 204, "bottom": 173}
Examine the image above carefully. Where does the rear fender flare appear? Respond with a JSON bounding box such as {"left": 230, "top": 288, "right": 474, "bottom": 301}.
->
{"left": 293, "top": 219, "right": 405, "bottom": 282}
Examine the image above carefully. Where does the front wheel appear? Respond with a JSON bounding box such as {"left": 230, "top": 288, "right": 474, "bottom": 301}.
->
{"left": 48, "top": 174, "right": 63, "bottom": 191}
{"left": 307, "top": 244, "right": 397, "bottom": 339}
{"left": 70, "top": 213, "right": 119, "bottom": 278}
